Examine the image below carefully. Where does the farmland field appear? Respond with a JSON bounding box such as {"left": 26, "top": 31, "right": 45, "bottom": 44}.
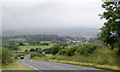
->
{"left": 18, "top": 45, "right": 53, "bottom": 52}
{"left": 11, "top": 38, "right": 27, "bottom": 41}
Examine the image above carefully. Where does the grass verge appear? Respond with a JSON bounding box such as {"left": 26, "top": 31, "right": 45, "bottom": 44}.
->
{"left": 48, "top": 60, "right": 120, "bottom": 71}
{"left": 30, "top": 56, "right": 120, "bottom": 71}
{"left": 2, "top": 61, "right": 36, "bottom": 71}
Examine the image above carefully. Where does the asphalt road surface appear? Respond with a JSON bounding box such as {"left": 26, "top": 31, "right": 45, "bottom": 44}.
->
{"left": 18, "top": 54, "right": 111, "bottom": 72}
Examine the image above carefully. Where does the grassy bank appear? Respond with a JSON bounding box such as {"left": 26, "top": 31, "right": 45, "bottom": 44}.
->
{"left": 30, "top": 56, "right": 120, "bottom": 71}
{"left": 48, "top": 60, "right": 120, "bottom": 71}
{"left": 2, "top": 61, "right": 37, "bottom": 71}
{"left": 30, "top": 44, "right": 120, "bottom": 71}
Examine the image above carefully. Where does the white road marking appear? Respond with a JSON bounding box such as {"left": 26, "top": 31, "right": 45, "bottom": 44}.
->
{"left": 19, "top": 61, "right": 39, "bottom": 71}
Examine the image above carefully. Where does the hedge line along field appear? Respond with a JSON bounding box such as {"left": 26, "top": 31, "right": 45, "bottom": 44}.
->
{"left": 18, "top": 45, "right": 53, "bottom": 52}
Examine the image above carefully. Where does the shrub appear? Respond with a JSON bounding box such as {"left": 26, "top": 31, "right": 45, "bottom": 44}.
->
{"left": 58, "top": 44, "right": 102, "bottom": 56}
{"left": 19, "top": 43, "right": 25, "bottom": 46}
{"left": 43, "top": 48, "right": 52, "bottom": 54}
{"left": 36, "top": 48, "right": 42, "bottom": 54}
{"left": 45, "top": 51, "right": 51, "bottom": 54}
{"left": 51, "top": 46, "right": 62, "bottom": 55}
{"left": 77, "top": 44, "right": 101, "bottom": 56}
{"left": 43, "top": 49, "right": 48, "bottom": 52}
{"left": 41, "top": 43, "right": 49, "bottom": 46}
{"left": 36, "top": 48, "right": 42, "bottom": 52}
{"left": 30, "top": 52, "right": 45, "bottom": 58}
{"left": 30, "top": 48, "right": 35, "bottom": 52}
{"left": 58, "top": 49, "right": 66, "bottom": 55}
{"left": 58, "top": 47, "right": 78, "bottom": 56}
{"left": 24, "top": 49, "right": 29, "bottom": 54}
{"left": 2, "top": 47, "right": 14, "bottom": 65}
{"left": 14, "top": 55, "right": 18, "bottom": 59}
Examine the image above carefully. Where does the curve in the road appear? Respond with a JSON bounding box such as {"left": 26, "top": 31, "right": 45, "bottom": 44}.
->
{"left": 18, "top": 54, "right": 111, "bottom": 72}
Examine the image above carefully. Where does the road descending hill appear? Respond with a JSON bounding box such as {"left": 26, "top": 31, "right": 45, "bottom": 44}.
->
{"left": 18, "top": 55, "right": 111, "bottom": 72}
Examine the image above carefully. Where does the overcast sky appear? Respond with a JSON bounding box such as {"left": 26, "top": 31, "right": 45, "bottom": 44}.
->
{"left": 2, "top": 0, "right": 104, "bottom": 31}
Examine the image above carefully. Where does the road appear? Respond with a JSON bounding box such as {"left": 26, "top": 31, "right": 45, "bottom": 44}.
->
{"left": 18, "top": 54, "right": 110, "bottom": 72}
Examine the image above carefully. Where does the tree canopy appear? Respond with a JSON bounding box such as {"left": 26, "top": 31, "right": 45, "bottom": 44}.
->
{"left": 98, "top": 1, "right": 120, "bottom": 53}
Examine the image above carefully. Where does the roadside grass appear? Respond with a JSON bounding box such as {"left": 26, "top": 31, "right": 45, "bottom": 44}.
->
{"left": 2, "top": 61, "right": 37, "bottom": 71}
{"left": 30, "top": 56, "right": 120, "bottom": 71}
{"left": 48, "top": 60, "right": 120, "bottom": 71}
{"left": 18, "top": 45, "right": 53, "bottom": 52}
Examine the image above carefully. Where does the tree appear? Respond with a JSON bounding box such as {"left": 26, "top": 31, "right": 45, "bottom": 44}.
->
{"left": 30, "top": 48, "right": 35, "bottom": 52}
{"left": 24, "top": 49, "right": 29, "bottom": 54}
{"left": 19, "top": 43, "right": 25, "bottom": 46}
{"left": 98, "top": 1, "right": 120, "bottom": 54}
{"left": 36, "top": 48, "right": 42, "bottom": 54}
{"left": 36, "top": 41, "right": 41, "bottom": 45}
{"left": 51, "top": 46, "right": 62, "bottom": 55}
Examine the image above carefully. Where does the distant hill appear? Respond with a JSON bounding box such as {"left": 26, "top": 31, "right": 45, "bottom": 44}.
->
{"left": 2, "top": 27, "right": 100, "bottom": 39}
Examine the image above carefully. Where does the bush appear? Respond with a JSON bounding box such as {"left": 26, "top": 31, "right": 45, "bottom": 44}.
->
{"left": 15, "top": 56, "right": 18, "bottom": 59}
{"left": 58, "top": 44, "right": 102, "bottom": 56}
{"left": 41, "top": 43, "right": 49, "bottom": 46}
{"left": 43, "top": 49, "right": 48, "bottom": 52}
{"left": 77, "top": 44, "right": 101, "bottom": 56}
{"left": 36, "top": 48, "right": 42, "bottom": 54}
{"left": 24, "top": 49, "right": 29, "bottom": 54}
{"left": 36, "top": 48, "right": 42, "bottom": 51}
{"left": 58, "top": 47, "right": 78, "bottom": 56}
{"left": 30, "top": 52, "right": 45, "bottom": 58}
{"left": 19, "top": 43, "right": 25, "bottom": 46}
{"left": 51, "top": 46, "right": 62, "bottom": 55}
{"left": 43, "top": 48, "right": 52, "bottom": 54}
{"left": 2, "top": 47, "right": 14, "bottom": 65}
{"left": 58, "top": 49, "right": 66, "bottom": 55}
{"left": 30, "top": 48, "right": 35, "bottom": 52}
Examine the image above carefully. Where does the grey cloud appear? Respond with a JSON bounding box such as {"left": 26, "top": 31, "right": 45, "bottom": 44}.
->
{"left": 2, "top": 1, "right": 104, "bottom": 31}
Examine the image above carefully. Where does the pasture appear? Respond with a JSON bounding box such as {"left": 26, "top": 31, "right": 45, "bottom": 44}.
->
{"left": 18, "top": 45, "right": 53, "bottom": 52}
{"left": 11, "top": 38, "right": 27, "bottom": 41}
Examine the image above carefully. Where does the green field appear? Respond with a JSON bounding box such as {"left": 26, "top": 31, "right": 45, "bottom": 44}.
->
{"left": 45, "top": 54, "right": 52, "bottom": 57}
{"left": 18, "top": 45, "right": 53, "bottom": 52}
{"left": 11, "top": 38, "right": 27, "bottom": 41}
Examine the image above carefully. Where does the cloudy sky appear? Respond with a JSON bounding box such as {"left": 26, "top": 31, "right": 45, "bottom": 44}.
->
{"left": 2, "top": 0, "right": 104, "bottom": 31}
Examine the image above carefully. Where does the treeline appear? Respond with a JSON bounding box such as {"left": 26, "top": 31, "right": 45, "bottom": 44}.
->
{"left": 2, "top": 35, "right": 67, "bottom": 43}
{"left": 2, "top": 35, "right": 103, "bottom": 45}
